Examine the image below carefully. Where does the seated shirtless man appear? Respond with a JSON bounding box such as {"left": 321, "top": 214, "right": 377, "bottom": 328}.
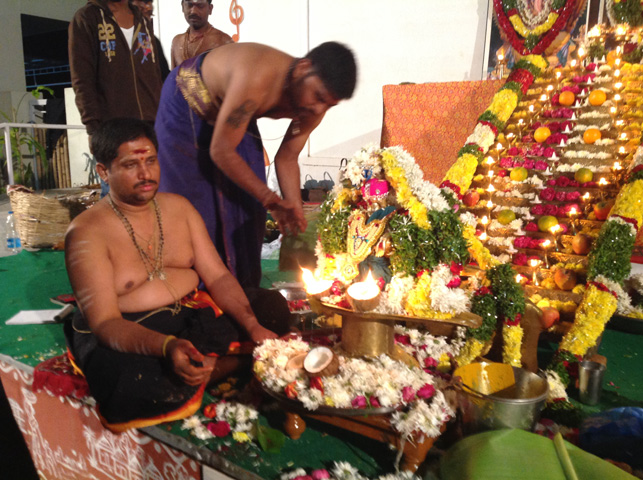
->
{"left": 64, "top": 118, "right": 290, "bottom": 432}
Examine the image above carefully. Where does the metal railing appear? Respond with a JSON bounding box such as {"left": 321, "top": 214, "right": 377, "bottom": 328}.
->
{"left": 1, "top": 122, "right": 86, "bottom": 186}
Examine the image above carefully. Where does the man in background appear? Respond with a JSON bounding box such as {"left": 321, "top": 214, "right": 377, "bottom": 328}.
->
{"left": 69, "top": 0, "right": 163, "bottom": 137}
{"left": 131, "top": 0, "right": 171, "bottom": 80}
{"left": 170, "top": 0, "right": 232, "bottom": 69}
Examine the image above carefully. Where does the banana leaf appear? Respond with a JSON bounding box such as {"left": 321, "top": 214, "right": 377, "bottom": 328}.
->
{"left": 440, "top": 429, "right": 636, "bottom": 480}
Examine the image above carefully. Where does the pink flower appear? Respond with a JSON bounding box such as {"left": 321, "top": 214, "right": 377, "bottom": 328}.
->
{"left": 540, "top": 188, "right": 556, "bottom": 201}
{"left": 513, "top": 157, "right": 524, "bottom": 166}
{"left": 417, "top": 384, "right": 436, "bottom": 399}
{"left": 450, "top": 262, "right": 463, "bottom": 274}
{"left": 523, "top": 159, "right": 535, "bottom": 169}
{"left": 424, "top": 356, "right": 438, "bottom": 369}
{"left": 369, "top": 396, "right": 381, "bottom": 408}
{"left": 447, "top": 277, "right": 462, "bottom": 288}
{"left": 207, "top": 421, "right": 231, "bottom": 437}
{"left": 559, "top": 223, "right": 569, "bottom": 234}
{"left": 497, "top": 169, "right": 508, "bottom": 177}
{"left": 351, "top": 396, "right": 368, "bottom": 409}
{"left": 547, "top": 179, "right": 557, "bottom": 186}
{"left": 395, "top": 334, "right": 411, "bottom": 345}
{"left": 555, "top": 191, "right": 567, "bottom": 202}
{"left": 499, "top": 157, "right": 514, "bottom": 168}
{"left": 402, "top": 386, "right": 416, "bottom": 403}
{"left": 586, "top": 63, "right": 597, "bottom": 71}
{"left": 544, "top": 204, "right": 559, "bottom": 215}
{"left": 566, "top": 191, "right": 580, "bottom": 201}
{"left": 514, "top": 236, "right": 532, "bottom": 249}
{"left": 529, "top": 238, "right": 542, "bottom": 249}
{"left": 531, "top": 204, "right": 545, "bottom": 215}
{"left": 507, "top": 146, "right": 523, "bottom": 155}
{"left": 534, "top": 160, "right": 548, "bottom": 171}
{"left": 568, "top": 180, "right": 580, "bottom": 187}
{"left": 543, "top": 147, "right": 557, "bottom": 158}
{"left": 514, "top": 253, "right": 528, "bottom": 265}
{"left": 525, "top": 222, "right": 539, "bottom": 232}
{"left": 293, "top": 476, "right": 313, "bottom": 480}
{"left": 312, "top": 470, "right": 331, "bottom": 480}
{"left": 556, "top": 176, "right": 570, "bottom": 187}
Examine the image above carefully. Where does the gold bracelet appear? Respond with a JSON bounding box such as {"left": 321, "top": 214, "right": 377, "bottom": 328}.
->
{"left": 162, "top": 335, "right": 177, "bottom": 358}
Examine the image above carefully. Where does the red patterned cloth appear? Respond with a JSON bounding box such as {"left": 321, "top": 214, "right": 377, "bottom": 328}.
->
{"left": 381, "top": 80, "right": 504, "bottom": 185}
{"left": 32, "top": 354, "right": 90, "bottom": 400}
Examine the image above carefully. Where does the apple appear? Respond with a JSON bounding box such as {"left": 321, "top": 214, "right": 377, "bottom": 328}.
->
{"left": 540, "top": 307, "right": 560, "bottom": 329}
{"left": 554, "top": 268, "right": 577, "bottom": 291}
{"left": 462, "top": 189, "right": 480, "bottom": 207}
{"left": 571, "top": 233, "right": 593, "bottom": 255}
{"left": 593, "top": 201, "right": 614, "bottom": 221}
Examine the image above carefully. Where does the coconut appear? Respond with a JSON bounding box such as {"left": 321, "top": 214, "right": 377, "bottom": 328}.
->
{"left": 285, "top": 352, "right": 307, "bottom": 371}
{"left": 303, "top": 346, "right": 339, "bottom": 377}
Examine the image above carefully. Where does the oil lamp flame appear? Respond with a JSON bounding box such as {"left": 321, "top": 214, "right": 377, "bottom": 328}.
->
{"left": 301, "top": 268, "right": 333, "bottom": 296}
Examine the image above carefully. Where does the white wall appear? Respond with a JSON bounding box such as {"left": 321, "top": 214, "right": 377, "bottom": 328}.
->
{"left": 156, "top": 0, "right": 492, "bottom": 185}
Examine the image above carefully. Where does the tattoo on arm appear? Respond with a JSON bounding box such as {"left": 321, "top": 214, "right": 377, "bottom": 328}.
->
{"left": 226, "top": 100, "right": 257, "bottom": 129}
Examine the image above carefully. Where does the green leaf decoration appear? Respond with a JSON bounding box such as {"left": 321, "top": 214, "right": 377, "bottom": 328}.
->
{"left": 587, "top": 220, "right": 635, "bottom": 284}
{"left": 256, "top": 422, "right": 286, "bottom": 453}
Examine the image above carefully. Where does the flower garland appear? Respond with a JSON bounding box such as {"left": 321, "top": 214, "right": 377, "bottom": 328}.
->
{"left": 606, "top": 0, "right": 643, "bottom": 26}
{"left": 253, "top": 335, "right": 456, "bottom": 443}
{"left": 494, "top": 0, "right": 577, "bottom": 54}
{"left": 442, "top": 54, "right": 546, "bottom": 196}
{"left": 550, "top": 146, "right": 643, "bottom": 382}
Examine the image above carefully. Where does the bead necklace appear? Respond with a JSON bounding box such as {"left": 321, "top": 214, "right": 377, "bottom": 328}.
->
{"left": 107, "top": 194, "right": 166, "bottom": 282}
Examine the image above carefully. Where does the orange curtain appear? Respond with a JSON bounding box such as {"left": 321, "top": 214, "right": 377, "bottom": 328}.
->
{"left": 381, "top": 80, "right": 504, "bottom": 185}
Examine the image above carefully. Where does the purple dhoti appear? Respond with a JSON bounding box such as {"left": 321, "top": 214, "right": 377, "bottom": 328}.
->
{"left": 155, "top": 53, "right": 265, "bottom": 288}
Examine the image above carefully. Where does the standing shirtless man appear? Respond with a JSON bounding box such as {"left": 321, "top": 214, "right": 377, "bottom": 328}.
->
{"left": 64, "top": 118, "right": 288, "bottom": 432}
{"left": 170, "top": 0, "right": 232, "bottom": 69}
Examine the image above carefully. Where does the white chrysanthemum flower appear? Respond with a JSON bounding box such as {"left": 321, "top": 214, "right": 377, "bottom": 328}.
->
{"left": 545, "top": 370, "right": 568, "bottom": 401}
{"left": 193, "top": 424, "right": 213, "bottom": 440}
{"left": 459, "top": 211, "right": 477, "bottom": 228}
{"left": 181, "top": 416, "right": 203, "bottom": 430}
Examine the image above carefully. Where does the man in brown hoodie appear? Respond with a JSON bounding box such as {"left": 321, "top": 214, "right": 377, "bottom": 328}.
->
{"left": 69, "top": 0, "right": 163, "bottom": 137}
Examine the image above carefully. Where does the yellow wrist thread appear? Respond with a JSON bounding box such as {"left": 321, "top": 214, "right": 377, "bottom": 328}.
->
{"left": 162, "top": 335, "right": 177, "bottom": 358}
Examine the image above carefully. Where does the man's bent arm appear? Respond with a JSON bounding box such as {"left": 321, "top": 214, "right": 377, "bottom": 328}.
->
{"left": 185, "top": 201, "right": 277, "bottom": 342}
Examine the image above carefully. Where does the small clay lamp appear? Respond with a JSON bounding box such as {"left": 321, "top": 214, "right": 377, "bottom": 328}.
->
{"left": 301, "top": 267, "right": 333, "bottom": 299}
{"left": 347, "top": 271, "right": 381, "bottom": 312}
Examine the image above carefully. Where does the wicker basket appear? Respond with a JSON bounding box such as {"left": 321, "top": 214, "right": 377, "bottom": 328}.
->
{"left": 9, "top": 188, "right": 99, "bottom": 248}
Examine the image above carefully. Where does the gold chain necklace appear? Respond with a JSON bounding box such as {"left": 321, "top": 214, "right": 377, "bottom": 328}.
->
{"left": 107, "top": 194, "right": 166, "bottom": 282}
{"left": 182, "top": 24, "right": 212, "bottom": 62}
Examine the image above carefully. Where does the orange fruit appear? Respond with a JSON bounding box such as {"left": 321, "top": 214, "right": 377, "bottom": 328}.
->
{"left": 509, "top": 166, "right": 528, "bottom": 182}
{"left": 574, "top": 167, "right": 593, "bottom": 183}
{"left": 583, "top": 128, "right": 602, "bottom": 144}
{"left": 497, "top": 209, "right": 516, "bottom": 225}
{"left": 588, "top": 90, "right": 607, "bottom": 106}
{"left": 606, "top": 50, "right": 617, "bottom": 67}
{"left": 559, "top": 90, "right": 575, "bottom": 106}
{"left": 534, "top": 126, "right": 552, "bottom": 143}
{"left": 538, "top": 215, "right": 558, "bottom": 232}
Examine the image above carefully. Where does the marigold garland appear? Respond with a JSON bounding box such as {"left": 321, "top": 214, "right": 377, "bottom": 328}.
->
{"left": 509, "top": 11, "right": 559, "bottom": 37}
{"left": 405, "top": 271, "right": 455, "bottom": 319}
{"left": 442, "top": 55, "right": 546, "bottom": 197}
{"left": 559, "top": 283, "right": 618, "bottom": 356}
{"left": 455, "top": 337, "right": 487, "bottom": 366}
{"left": 463, "top": 225, "right": 501, "bottom": 270}
{"left": 502, "top": 324, "right": 524, "bottom": 366}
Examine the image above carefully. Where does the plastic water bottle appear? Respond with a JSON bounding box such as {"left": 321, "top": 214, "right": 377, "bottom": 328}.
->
{"left": 6, "top": 211, "right": 22, "bottom": 254}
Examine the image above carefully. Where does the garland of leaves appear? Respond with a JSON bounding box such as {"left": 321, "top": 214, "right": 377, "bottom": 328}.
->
{"left": 388, "top": 211, "right": 470, "bottom": 276}
{"left": 607, "top": 0, "right": 643, "bottom": 26}
{"left": 587, "top": 220, "right": 636, "bottom": 283}
{"left": 317, "top": 200, "right": 352, "bottom": 254}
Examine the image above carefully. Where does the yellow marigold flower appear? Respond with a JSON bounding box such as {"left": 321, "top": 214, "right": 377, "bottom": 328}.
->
{"left": 489, "top": 89, "right": 519, "bottom": 123}
{"left": 572, "top": 284, "right": 586, "bottom": 295}
{"left": 560, "top": 284, "right": 617, "bottom": 356}
{"left": 456, "top": 338, "right": 487, "bottom": 367}
{"left": 253, "top": 361, "right": 266, "bottom": 376}
{"left": 443, "top": 152, "right": 479, "bottom": 193}
{"left": 522, "top": 55, "right": 548, "bottom": 71}
{"left": 502, "top": 324, "right": 523, "bottom": 367}
{"left": 438, "top": 353, "right": 451, "bottom": 372}
{"left": 232, "top": 432, "right": 251, "bottom": 443}
{"left": 612, "top": 179, "right": 643, "bottom": 227}
{"left": 541, "top": 278, "right": 557, "bottom": 290}
{"left": 536, "top": 299, "right": 551, "bottom": 309}
{"left": 509, "top": 13, "right": 558, "bottom": 37}
{"left": 463, "top": 225, "right": 499, "bottom": 270}
{"left": 562, "top": 301, "right": 577, "bottom": 314}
